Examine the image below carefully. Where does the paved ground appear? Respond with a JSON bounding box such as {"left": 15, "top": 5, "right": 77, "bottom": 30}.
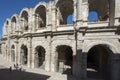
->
{"left": 0, "top": 54, "right": 105, "bottom": 80}
{"left": 0, "top": 54, "right": 76, "bottom": 80}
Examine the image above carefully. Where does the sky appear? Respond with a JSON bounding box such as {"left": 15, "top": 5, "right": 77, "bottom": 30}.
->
{"left": 0, "top": 0, "right": 96, "bottom": 39}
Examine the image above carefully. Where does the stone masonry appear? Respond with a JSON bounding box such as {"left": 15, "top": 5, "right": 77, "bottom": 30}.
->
{"left": 1, "top": 0, "right": 120, "bottom": 80}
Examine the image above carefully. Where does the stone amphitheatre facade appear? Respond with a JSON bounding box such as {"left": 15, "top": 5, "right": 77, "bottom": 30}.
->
{"left": 1, "top": 0, "right": 120, "bottom": 80}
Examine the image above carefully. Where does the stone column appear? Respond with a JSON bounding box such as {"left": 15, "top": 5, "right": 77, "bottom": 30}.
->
{"left": 56, "top": 8, "right": 60, "bottom": 26}
{"left": 76, "top": 0, "right": 83, "bottom": 27}
{"left": 8, "top": 37, "right": 11, "bottom": 62}
{"left": 50, "top": 45, "right": 57, "bottom": 72}
{"left": 18, "top": 41, "right": 21, "bottom": 65}
{"left": 1, "top": 42, "right": 5, "bottom": 57}
{"left": 114, "top": 0, "right": 120, "bottom": 26}
{"left": 73, "top": 32, "right": 86, "bottom": 80}
{"left": 45, "top": 36, "right": 51, "bottom": 71}
{"left": 51, "top": 6, "right": 57, "bottom": 31}
{"left": 111, "top": 54, "right": 120, "bottom": 80}
{"left": 31, "top": 47, "right": 35, "bottom": 68}
{"left": 27, "top": 36, "right": 32, "bottom": 68}
{"left": 82, "top": 2, "right": 88, "bottom": 27}
{"left": 34, "top": 14, "right": 39, "bottom": 31}
{"left": 15, "top": 39, "right": 18, "bottom": 64}
{"left": 29, "top": 8, "right": 35, "bottom": 32}
{"left": 46, "top": 2, "right": 52, "bottom": 31}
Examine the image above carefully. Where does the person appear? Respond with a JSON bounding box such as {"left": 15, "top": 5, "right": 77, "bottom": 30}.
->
{"left": 14, "top": 63, "right": 19, "bottom": 70}
{"left": 14, "top": 64, "right": 16, "bottom": 69}
{"left": 9, "top": 66, "right": 12, "bottom": 71}
{"left": 19, "top": 64, "right": 22, "bottom": 71}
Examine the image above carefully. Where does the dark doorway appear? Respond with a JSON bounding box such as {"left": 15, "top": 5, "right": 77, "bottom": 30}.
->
{"left": 56, "top": 45, "right": 73, "bottom": 75}
{"left": 87, "top": 44, "right": 112, "bottom": 80}
{"left": 21, "top": 45, "right": 28, "bottom": 65}
{"left": 11, "top": 45, "right": 15, "bottom": 62}
{"left": 35, "top": 46, "right": 45, "bottom": 69}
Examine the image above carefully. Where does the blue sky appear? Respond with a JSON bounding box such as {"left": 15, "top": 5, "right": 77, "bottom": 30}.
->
{"left": 0, "top": 0, "right": 96, "bottom": 39}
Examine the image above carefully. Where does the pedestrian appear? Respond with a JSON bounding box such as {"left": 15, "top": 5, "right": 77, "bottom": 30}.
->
{"left": 19, "top": 64, "right": 22, "bottom": 71}
{"left": 9, "top": 66, "right": 12, "bottom": 71}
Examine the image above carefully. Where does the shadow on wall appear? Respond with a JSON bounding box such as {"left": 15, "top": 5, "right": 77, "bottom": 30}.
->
{"left": 0, "top": 68, "right": 50, "bottom": 80}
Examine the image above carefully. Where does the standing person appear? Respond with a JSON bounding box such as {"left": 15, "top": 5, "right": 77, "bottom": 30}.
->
{"left": 9, "top": 66, "right": 12, "bottom": 71}
{"left": 19, "top": 64, "right": 22, "bottom": 71}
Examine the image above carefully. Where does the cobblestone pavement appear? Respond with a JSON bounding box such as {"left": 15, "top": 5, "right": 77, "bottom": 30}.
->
{"left": 0, "top": 54, "right": 76, "bottom": 80}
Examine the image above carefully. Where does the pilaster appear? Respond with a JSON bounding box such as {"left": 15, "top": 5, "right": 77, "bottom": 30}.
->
{"left": 27, "top": 36, "right": 32, "bottom": 68}
{"left": 44, "top": 36, "right": 51, "bottom": 71}
{"left": 15, "top": 39, "right": 19, "bottom": 64}
{"left": 111, "top": 54, "right": 120, "bottom": 80}
{"left": 51, "top": 6, "right": 57, "bottom": 31}
{"left": 114, "top": 0, "right": 120, "bottom": 26}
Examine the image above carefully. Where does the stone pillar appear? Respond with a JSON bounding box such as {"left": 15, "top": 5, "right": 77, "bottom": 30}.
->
{"left": 111, "top": 54, "right": 120, "bottom": 80}
{"left": 18, "top": 41, "right": 21, "bottom": 65}
{"left": 1, "top": 42, "right": 5, "bottom": 57}
{"left": 76, "top": 0, "right": 83, "bottom": 27}
{"left": 15, "top": 39, "right": 18, "bottom": 64}
{"left": 36, "top": 14, "right": 39, "bottom": 30}
{"left": 114, "top": 0, "right": 120, "bottom": 26}
{"left": 82, "top": 2, "right": 88, "bottom": 27}
{"left": 73, "top": 32, "right": 86, "bottom": 80}
{"left": 29, "top": 8, "right": 35, "bottom": 32}
{"left": 8, "top": 37, "right": 11, "bottom": 62}
{"left": 27, "top": 36, "right": 32, "bottom": 68}
{"left": 51, "top": 6, "right": 57, "bottom": 31}
{"left": 46, "top": 2, "right": 52, "bottom": 31}
{"left": 50, "top": 45, "right": 57, "bottom": 72}
{"left": 31, "top": 47, "right": 35, "bottom": 68}
{"left": 56, "top": 8, "right": 60, "bottom": 26}
{"left": 45, "top": 36, "right": 51, "bottom": 71}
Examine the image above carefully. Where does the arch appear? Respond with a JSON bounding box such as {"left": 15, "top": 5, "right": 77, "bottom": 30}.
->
{"left": 20, "top": 8, "right": 29, "bottom": 31}
{"left": 88, "top": 0, "right": 109, "bottom": 21}
{"left": 6, "top": 20, "right": 9, "bottom": 25}
{"left": 56, "top": 0, "right": 74, "bottom": 25}
{"left": 11, "top": 14, "right": 19, "bottom": 23}
{"left": 85, "top": 41, "right": 118, "bottom": 54}
{"left": 34, "top": 2, "right": 47, "bottom": 11}
{"left": 34, "top": 2, "right": 46, "bottom": 28}
{"left": 56, "top": 45, "right": 73, "bottom": 75}
{"left": 87, "top": 44, "right": 113, "bottom": 79}
{"left": 11, "top": 45, "right": 15, "bottom": 62}
{"left": 4, "top": 18, "right": 11, "bottom": 27}
{"left": 34, "top": 46, "right": 46, "bottom": 69}
{"left": 11, "top": 15, "right": 18, "bottom": 31}
{"left": 20, "top": 44, "right": 28, "bottom": 65}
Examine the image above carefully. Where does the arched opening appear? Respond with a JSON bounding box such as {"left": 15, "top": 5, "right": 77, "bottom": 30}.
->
{"left": 88, "top": 0, "right": 109, "bottom": 22}
{"left": 56, "top": 0, "right": 73, "bottom": 25}
{"left": 21, "top": 11, "right": 28, "bottom": 31}
{"left": 88, "top": 11, "right": 98, "bottom": 22}
{"left": 87, "top": 44, "right": 112, "bottom": 80}
{"left": 56, "top": 45, "right": 73, "bottom": 75}
{"left": 21, "top": 45, "right": 28, "bottom": 65}
{"left": 11, "top": 17, "right": 17, "bottom": 31}
{"left": 35, "top": 5, "right": 46, "bottom": 28}
{"left": 11, "top": 45, "right": 15, "bottom": 62}
{"left": 34, "top": 46, "right": 45, "bottom": 69}
{"left": 6, "top": 21, "right": 9, "bottom": 25}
